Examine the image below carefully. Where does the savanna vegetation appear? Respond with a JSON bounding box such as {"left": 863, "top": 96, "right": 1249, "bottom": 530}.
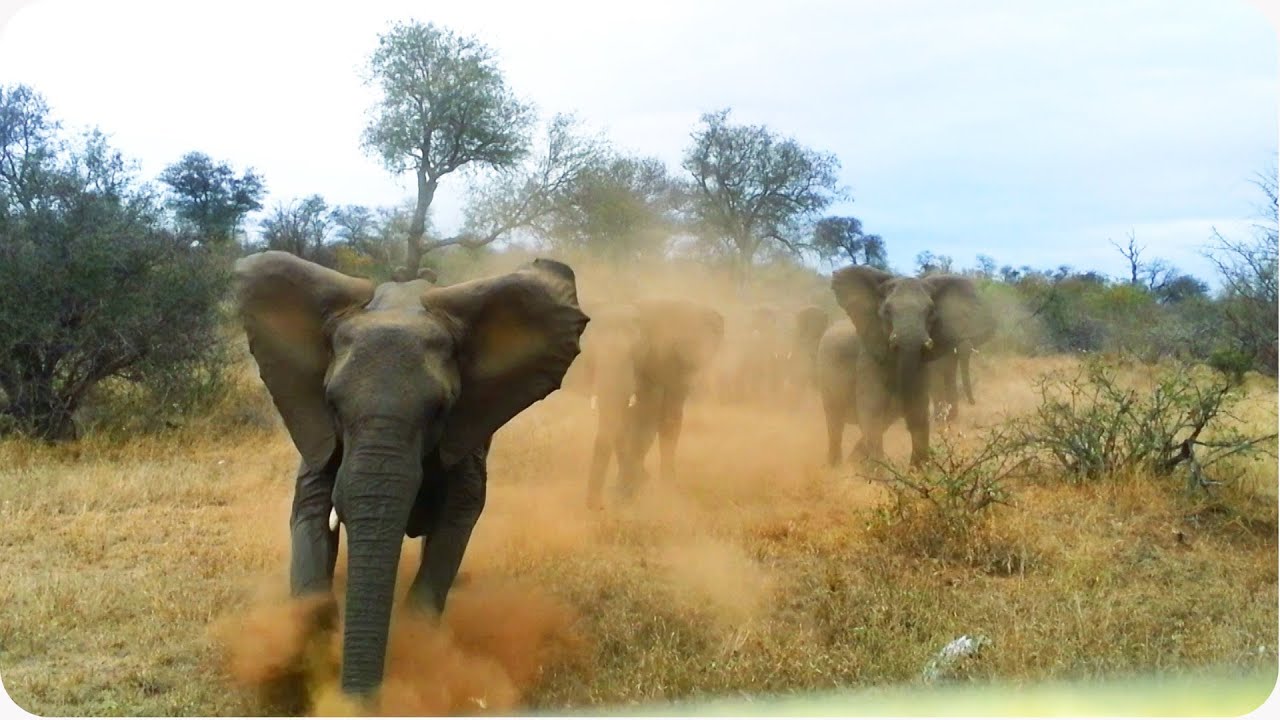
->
{"left": 0, "top": 18, "right": 1275, "bottom": 717}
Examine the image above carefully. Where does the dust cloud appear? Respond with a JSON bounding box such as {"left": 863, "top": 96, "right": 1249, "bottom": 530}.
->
{"left": 213, "top": 578, "right": 585, "bottom": 716}
{"left": 210, "top": 253, "right": 1035, "bottom": 716}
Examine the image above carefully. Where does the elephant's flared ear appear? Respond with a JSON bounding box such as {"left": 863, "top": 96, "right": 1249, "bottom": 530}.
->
{"left": 923, "top": 274, "right": 996, "bottom": 349}
{"left": 831, "top": 265, "right": 894, "bottom": 346}
{"left": 235, "top": 251, "right": 374, "bottom": 470}
{"left": 794, "top": 306, "right": 831, "bottom": 345}
{"left": 425, "top": 258, "right": 590, "bottom": 466}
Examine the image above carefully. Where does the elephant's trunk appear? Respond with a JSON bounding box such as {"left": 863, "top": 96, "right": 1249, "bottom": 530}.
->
{"left": 896, "top": 340, "right": 928, "bottom": 410}
{"left": 333, "top": 430, "right": 423, "bottom": 699}
{"left": 897, "top": 339, "right": 932, "bottom": 465}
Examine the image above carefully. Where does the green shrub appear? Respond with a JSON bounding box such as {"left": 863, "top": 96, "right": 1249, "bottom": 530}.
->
{"left": 867, "top": 429, "right": 1025, "bottom": 565}
{"left": 1016, "top": 356, "right": 1276, "bottom": 490}
{"left": 0, "top": 84, "right": 232, "bottom": 440}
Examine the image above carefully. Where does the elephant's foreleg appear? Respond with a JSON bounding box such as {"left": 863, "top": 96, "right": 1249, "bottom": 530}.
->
{"left": 904, "top": 399, "right": 931, "bottom": 467}
{"left": 657, "top": 382, "right": 689, "bottom": 483}
{"left": 290, "top": 458, "right": 340, "bottom": 597}
{"left": 619, "top": 383, "right": 661, "bottom": 496}
{"left": 408, "top": 448, "right": 487, "bottom": 614}
{"left": 933, "top": 353, "right": 961, "bottom": 422}
{"left": 856, "top": 415, "right": 887, "bottom": 463}
{"left": 586, "top": 423, "right": 613, "bottom": 509}
{"left": 855, "top": 366, "right": 892, "bottom": 464}
{"left": 960, "top": 348, "right": 976, "bottom": 405}
{"left": 821, "top": 391, "right": 846, "bottom": 466}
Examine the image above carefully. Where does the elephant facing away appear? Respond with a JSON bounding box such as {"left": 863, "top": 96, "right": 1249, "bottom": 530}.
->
{"left": 829, "top": 265, "right": 994, "bottom": 466}
{"left": 235, "top": 251, "right": 588, "bottom": 701}
{"left": 579, "top": 299, "right": 724, "bottom": 508}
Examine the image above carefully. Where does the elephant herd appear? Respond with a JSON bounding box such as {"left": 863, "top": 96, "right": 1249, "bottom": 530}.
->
{"left": 573, "top": 264, "right": 996, "bottom": 503}
{"left": 232, "top": 251, "right": 995, "bottom": 700}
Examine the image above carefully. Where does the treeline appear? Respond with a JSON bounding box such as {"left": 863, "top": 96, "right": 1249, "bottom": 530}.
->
{"left": 909, "top": 226, "right": 1277, "bottom": 380}
{"left": 1, "top": 19, "right": 1276, "bottom": 442}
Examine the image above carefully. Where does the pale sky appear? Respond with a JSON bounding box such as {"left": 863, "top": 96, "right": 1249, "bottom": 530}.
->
{"left": 1, "top": 0, "right": 1276, "bottom": 283}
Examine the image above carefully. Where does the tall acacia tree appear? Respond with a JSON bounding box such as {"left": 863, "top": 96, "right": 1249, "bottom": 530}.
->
{"left": 363, "top": 20, "right": 534, "bottom": 274}
{"left": 682, "top": 109, "right": 844, "bottom": 283}
{"left": 159, "top": 151, "right": 264, "bottom": 245}
{"left": 809, "top": 215, "right": 887, "bottom": 269}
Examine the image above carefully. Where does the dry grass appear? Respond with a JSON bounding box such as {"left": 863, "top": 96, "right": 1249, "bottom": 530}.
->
{"left": 0, "top": 354, "right": 1275, "bottom": 715}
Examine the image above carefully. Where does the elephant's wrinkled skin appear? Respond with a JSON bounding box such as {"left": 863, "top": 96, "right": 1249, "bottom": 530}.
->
{"left": 829, "top": 266, "right": 994, "bottom": 466}
{"left": 576, "top": 299, "right": 724, "bottom": 508}
{"left": 235, "top": 251, "right": 588, "bottom": 699}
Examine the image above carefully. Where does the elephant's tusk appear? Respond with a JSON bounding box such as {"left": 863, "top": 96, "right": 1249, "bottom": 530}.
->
{"left": 628, "top": 394, "right": 637, "bottom": 407}
{"left": 590, "top": 395, "right": 598, "bottom": 411}
{"left": 924, "top": 337, "right": 934, "bottom": 350}
{"left": 329, "top": 507, "right": 339, "bottom": 532}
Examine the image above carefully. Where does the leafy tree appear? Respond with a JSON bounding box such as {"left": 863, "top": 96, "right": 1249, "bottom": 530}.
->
{"left": 1205, "top": 165, "right": 1279, "bottom": 375}
{"left": 362, "top": 20, "right": 534, "bottom": 273}
{"left": 915, "top": 250, "right": 953, "bottom": 276}
{"left": 974, "top": 254, "right": 998, "bottom": 278}
{"left": 458, "top": 114, "right": 607, "bottom": 252}
{"left": 258, "top": 194, "right": 332, "bottom": 263}
{"left": 324, "top": 202, "right": 422, "bottom": 280}
{"left": 0, "top": 85, "right": 229, "bottom": 440}
{"left": 0, "top": 84, "right": 59, "bottom": 211}
{"left": 808, "top": 215, "right": 887, "bottom": 269}
{"left": 682, "top": 109, "right": 843, "bottom": 282}
{"left": 158, "top": 151, "right": 264, "bottom": 245}
{"left": 329, "top": 204, "right": 376, "bottom": 248}
{"left": 543, "top": 152, "right": 679, "bottom": 264}
{"left": 1154, "top": 274, "right": 1209, "bottom": 304}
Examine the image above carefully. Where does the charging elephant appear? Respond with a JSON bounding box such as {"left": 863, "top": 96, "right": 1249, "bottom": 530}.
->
{"left": 784, "top": 305, "right": 832, "bottom": 395}
{"left": 579, "top": 299, "right": 724, "bottom": 508}
{"left": 235, "top": 251, "right": 588, "bottom": 700}
{"left": 829, "top": 265, "right": 994, "bottom": 466}
{"left": 716, "top": 304, "right": 786, "bottom": 404}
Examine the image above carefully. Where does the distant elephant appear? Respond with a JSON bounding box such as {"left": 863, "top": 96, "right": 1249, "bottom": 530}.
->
{"left": 784, "top": 305, "right": 832, "bottom": 395}
{"left": 717, "top": 304, "right": 786, "bottom": 404}
{"left": 829, "top": 265, "right": 994, "bottom": 466}
{"left": 235, "top": 251, "right": 588, "bottom": 700}
{"left": 580, "top": 299, "right": 724, "bottom": 508}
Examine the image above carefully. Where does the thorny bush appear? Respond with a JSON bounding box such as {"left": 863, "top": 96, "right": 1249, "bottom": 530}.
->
{"left": 867, "top": 428, "right": 1028, "bottom": 566}
{"left": 1016, "top": 356, "right": 1277, "bottom": 491}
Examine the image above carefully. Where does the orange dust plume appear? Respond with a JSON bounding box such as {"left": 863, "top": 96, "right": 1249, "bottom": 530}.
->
{"left": 211, "top": 577, "right": 586, "bottom": 716}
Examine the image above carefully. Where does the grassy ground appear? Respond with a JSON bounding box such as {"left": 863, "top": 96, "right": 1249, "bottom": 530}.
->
{"left": 0, "top": 354, "right": 1275, "bottom": 715}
